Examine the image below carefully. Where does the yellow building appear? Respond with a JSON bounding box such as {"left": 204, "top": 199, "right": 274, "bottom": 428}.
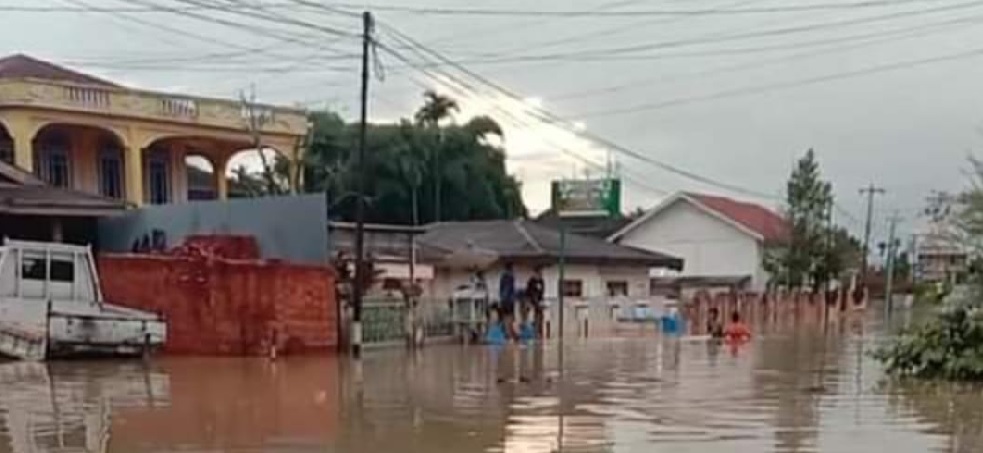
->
{"left": 0, "top": 54, "right": 309, "bottom": 207}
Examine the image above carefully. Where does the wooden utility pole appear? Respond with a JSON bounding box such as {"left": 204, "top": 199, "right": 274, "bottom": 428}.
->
{"left": 859, "top": 184, "right": 885, "bottom": 286}
{"left": 351, "top": 10, "right": 374, "bottom": 358}
{"left": 884, "top": 212, "right": 902, "bottom": 315}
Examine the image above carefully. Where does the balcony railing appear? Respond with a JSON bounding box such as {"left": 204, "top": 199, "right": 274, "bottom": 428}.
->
{"left": 0, "top": 78, "right": 307, "bottom": 137}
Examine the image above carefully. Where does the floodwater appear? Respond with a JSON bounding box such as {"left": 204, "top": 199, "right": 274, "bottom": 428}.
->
{"left": 2, "top": 310, "right": 982, "bottom": 453}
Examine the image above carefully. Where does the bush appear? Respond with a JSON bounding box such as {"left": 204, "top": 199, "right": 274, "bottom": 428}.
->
{"left": 875, "top": 307, "right": 983, "bottom": 380}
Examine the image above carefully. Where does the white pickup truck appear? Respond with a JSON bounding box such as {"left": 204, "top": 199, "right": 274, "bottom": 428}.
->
{"left": 0, "top": 239, "right": 166, "bottom": 360}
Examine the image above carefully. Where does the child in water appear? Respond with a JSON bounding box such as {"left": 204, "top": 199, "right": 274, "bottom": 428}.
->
{"left": 706, "top": 307, "right": 725, "bottom": 340}
{"left": 724, "top": 311, "right": 752, "bottom": 344}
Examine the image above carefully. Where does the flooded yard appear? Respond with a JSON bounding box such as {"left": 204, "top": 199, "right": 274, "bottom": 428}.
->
{"left": 1, "top": 311, "right": 981, "bottom": 452}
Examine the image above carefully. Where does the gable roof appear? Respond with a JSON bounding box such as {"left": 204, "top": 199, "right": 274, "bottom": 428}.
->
{"left": 419, "top": 220, "right": 683, "bottom": 269}
{"left": 0, "top": 54, "right": 119, "bottom": 88}
{"left": 0, "top": 160, "right": 128, "bottom": 216}
{"left": 610, "top": 192, "right": 789, "bottom": 245}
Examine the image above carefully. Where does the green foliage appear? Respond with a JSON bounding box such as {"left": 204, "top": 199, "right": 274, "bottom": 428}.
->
{"left": 875, "top": 307, "right": 983, "bottom": 380}
{"left": 767, "top": 149, "right": 859, "bottom": 290}
{"left": 246, "top": 92, "right": 526, "bottom": 224}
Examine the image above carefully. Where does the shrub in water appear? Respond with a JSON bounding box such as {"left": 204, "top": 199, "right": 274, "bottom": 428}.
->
{"left": 875, "top": 306, "right": 983, "bottom": 380}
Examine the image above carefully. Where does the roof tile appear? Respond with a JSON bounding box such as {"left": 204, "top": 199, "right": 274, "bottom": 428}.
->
{"left": 687, "top": 192, "right": 789, "bottom": 245}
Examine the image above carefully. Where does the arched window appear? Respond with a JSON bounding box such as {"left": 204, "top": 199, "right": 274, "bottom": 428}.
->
{"left": 98, "top": 144, "right": 124, "bottom": 199}
{"left": 146, "top": 149, "right": 170, "bottom": 204}
{"left": 36, "top": 131, "right": 71, "bottom": 188}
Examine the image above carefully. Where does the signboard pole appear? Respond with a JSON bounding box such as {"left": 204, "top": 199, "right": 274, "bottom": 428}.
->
{"left": 558, "top": 225, "right": 566, "bottom": 343}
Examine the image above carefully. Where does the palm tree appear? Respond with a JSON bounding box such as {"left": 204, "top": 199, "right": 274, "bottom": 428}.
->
{"left": 414, "top": 90, "right": 459, "bottom": 127}
{"left": 413, "top": 91, "right": 459, "bottom": 222}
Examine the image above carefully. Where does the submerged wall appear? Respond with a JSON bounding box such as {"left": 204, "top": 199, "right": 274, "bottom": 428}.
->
{"left": 97, "top": 236, "right": 337, "bottom": 356}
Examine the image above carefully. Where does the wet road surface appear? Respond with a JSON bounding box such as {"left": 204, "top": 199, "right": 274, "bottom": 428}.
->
{"left": 1, "top": 310, "right": 981, "bottom": 452}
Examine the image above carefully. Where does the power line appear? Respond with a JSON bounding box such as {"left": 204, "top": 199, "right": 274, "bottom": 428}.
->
{"left": 312, "top": 0, "right": 959, "bottom": 17}
{"left": 375, "top": 23, "right": 780, "bottom": 202}
{"left": 575, "top": 43, "right": 983, "bottom": 118}
{"left": 549, "top": 10, "right": 983, "bottom": 101}
{"left": 465, "top": 0, "right": 983, "bottom": 61}
{"left": 368, "top": 29, "right": 671, "bottom": 198}
{"left": 0, "top": 0, "right": 946, "bottom": 15}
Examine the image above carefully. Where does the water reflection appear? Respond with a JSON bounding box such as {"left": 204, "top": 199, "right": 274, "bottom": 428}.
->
{"left": 0, "top": 311, "right": 981, "bottom": 452}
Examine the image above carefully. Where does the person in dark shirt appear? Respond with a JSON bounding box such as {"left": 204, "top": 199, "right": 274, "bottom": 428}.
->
{"left": 707, "top": 307, "right": 725, "bottom": 340}
{"left": 525, "top": 267, "right": 545, "bottom": 337}
{"left": 499, "top": 262, "right": 516, "bottom": 339}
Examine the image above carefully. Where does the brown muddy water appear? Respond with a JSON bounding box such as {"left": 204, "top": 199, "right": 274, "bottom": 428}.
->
{"left": 1, "top": 310, "right": 982, "bottom": 453}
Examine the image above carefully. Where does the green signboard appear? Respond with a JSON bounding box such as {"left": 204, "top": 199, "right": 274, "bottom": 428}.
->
{"left": 550, "top": 178, "right": 622, "bottom": 218}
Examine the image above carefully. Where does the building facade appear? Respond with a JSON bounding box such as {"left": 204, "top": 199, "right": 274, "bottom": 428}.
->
{"left": 0, "top": 54, "right": 308, "bottom": 207}
{"left": 419, "top": 220, "right": 683, "bottom": 302}
{"left": 610, "top": 192, "right": 789, "bottom": 291}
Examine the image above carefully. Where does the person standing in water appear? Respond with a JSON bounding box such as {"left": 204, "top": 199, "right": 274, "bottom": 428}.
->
{"left": 499, "top": 262, "right": 517, "bottom": 340}
{"left": 724, "top": 311, "right": 752, "bottom": 343}
{"left": 706, "top": 307, "right": 725, "bottom": 340}
{"left": 525, "top": 267, "right": 545, "bottom": 337}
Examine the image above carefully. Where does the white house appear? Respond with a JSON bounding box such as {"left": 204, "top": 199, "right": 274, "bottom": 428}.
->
{"left": 609, "top": 192, "right": 789, "bottom": 291}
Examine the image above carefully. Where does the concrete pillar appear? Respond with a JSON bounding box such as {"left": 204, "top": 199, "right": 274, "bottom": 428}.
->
{"left": 12, "top": 133, "right": 33, "bottom": 172}
{"left": 215, "top": 162, "right": 229, "bottom": 200}
{"left": 124, "top": 147, "right": 144, "bottom": 206}
{"left": 0, "top": 113, "right": 40, "bottom": 172}
{"left": 211, "top": 148, "right": 231, "bottom": 201}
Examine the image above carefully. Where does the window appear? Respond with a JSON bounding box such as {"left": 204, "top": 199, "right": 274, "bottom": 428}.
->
{"left": 21, "top": 257, "right": 46, "bottom": 281}
{"left": 606, "top": 281, "right": 628, "bottom": 297}
{"left": 147, "top": 150, "right": 170, "bottom": 204}
{"left": 561, "top": 279, "right": 583, "bottom": 298}
{"left": 49, "top": 259, "right": 75, "bottom": 283}
{"left": 99, "top": 147, "right": 123, "bottom": 199}
{"left": 37, "top": 133, "right": 71, "bottom": 188}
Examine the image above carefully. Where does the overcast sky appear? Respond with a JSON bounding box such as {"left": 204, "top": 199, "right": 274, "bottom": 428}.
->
{"left": 3, "top": 0, "right": 982, "bottom": 243}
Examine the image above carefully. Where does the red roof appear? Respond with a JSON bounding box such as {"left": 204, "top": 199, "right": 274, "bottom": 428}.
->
{"left": 687, "top": 192, "right": 789, "bottom": 245}
{"left": 0, "top": 54, "right": 119, "bottom": 87}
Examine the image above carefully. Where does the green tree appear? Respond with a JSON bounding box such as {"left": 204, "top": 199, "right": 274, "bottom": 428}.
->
{"left": 294, "top": 93, "right": 526, "bottom": 225}
{"left": 767, "top": 149, "right": 855, "bottom": 290}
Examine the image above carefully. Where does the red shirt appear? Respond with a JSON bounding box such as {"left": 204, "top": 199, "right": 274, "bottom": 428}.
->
{"left": 724, "top": 322, "right": 751, "bottom": 343}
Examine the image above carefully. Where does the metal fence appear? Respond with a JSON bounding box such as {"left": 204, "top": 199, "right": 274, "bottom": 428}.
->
{"left": 359, "top": 296, "right": 670, "bottom": 346}
{"left": 361, "top": 297, "right": 455, "bottom": 346}
{"left": 362, "top": 298, "right": 406, "bottom": 345}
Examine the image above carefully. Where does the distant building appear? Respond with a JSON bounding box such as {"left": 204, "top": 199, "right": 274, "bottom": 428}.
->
{"left": 914, "top": 230, "right": 968, "bottom": 284}
{"left": 418, "top": 219, "right": 682, "bottom": 301}
{"left": 0, "top": 54, "right": 308, "bottom": 207}
{"left": 609, "top": 192, "right": 789, "bottom": 291}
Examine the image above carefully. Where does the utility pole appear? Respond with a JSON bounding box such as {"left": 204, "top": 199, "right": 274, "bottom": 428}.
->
{"left": 352, "top": 11, "right": 374, "bottom": 359}
{"left": 884, "top": 212, "right": 902, "bottom": 315}
{"left": 859, "top": 184, "right": 885, "bottom": 288}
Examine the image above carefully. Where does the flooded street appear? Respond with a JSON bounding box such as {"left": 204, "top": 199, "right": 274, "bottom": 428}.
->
{"left": 2, "top": 312, "right": 982, "bottom": 452}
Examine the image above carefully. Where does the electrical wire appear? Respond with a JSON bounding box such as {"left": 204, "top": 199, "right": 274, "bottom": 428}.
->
{"left": 302, "top": 0, "right": 961, "bottom": 17}
{"left": 576, "top": 44, "right": 983, "bottom": 118}
{"left": 550, "top": 10, "right": 983, "bottom": 101}
{"left": 0, "top": 0, "right": 947, "bottom": 15}
{"left": 375, "top": 24, "right": 771, "bottom": 201}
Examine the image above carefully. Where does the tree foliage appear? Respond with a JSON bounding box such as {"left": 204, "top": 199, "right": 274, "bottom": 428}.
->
{"left": 295, "top": 92, "right": 526, "bottom": 224}
{"left": 766, "top": 149, "right": 860, "bottom": 290}
{"left": 876, "top": 157, "right": 983, "bottom": 381}
{"left": 875, "top": 306, "right": 983, "bottom": 380}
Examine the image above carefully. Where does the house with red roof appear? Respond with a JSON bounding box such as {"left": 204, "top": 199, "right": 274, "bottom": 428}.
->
{"left": 609, "top": 192, "right": 790, "bottom": 291}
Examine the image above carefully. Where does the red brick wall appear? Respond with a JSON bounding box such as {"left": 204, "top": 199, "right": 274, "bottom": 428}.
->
{"left": 98, "top": 254, "right": 338, "bottom": 356}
